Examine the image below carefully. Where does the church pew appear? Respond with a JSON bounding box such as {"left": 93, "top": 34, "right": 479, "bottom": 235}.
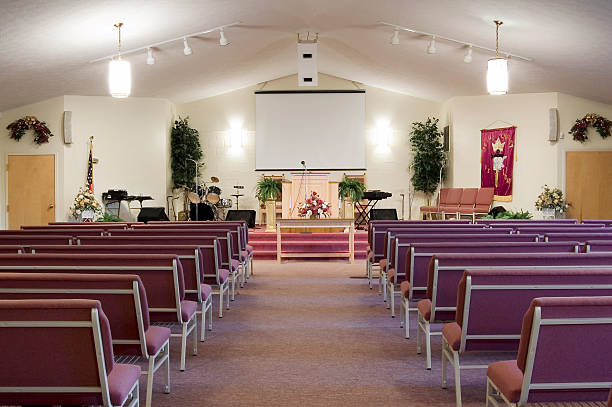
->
{"left": 0, "top": 299, "right": 141, "bottom": 407}
{"left": 0, "top": 272, "right": 170, "bottom": 407}
{"left": 0, "top": 228, "right": 106, "bottom": 237}
{"left": 442, "top": 269, "right": 612, "bottom": 406}
{"left": 0, "top": 253, "right": 198, "bottom": 371}
{"left": 74, "top": 236, "right": 231, "bottom": 317}
{"left": 545, "top": 232, "right": 612, "bottom": 243}
{"left": 486, "top": 297, "right": 612, "bottom": 406}
{"left": 582, "top": 219, "right": 612, "bottom": 227}
{"left": 416, "top": 252, "right": 612, "bottom": 370}
{"left": 23, "top": 224, "right": 129, "bottom": 230}
{"left": 476, "top": 219, "right": 578, "bottom": 225}
{"left": 48, "top": 221, "right": 143, "bottom": 226}
{"left": 0, "top": 245, "right": 24, "bottom": 254}
{"left": 390, "top": 241, "right": 579, "bottom": 324}
{"left": 29, "top": 243, "right": 216, "bottom": 339}
{"left": 514, "top": 226, "right": 606, "bottom": 237}
{"left": 107, "top": 229, "right": 242, "bottom": 299}
{"left": 0, "top": 235, "right": 74, "bottom": 246}
{"left": 585, "top": 240, "right": 612, "bottom": 253}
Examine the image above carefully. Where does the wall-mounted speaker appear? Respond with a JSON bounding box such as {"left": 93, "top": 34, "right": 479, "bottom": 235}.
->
{"left": 548, "top": 108, "right": 559, "bottom": 142}
{"left": 63, "top": 111, "right": 72, "bottom": 144}
{"left": 297, "top": 42, "right": 318, "bottom": 86}
{"left": 443, "top": 125, "right": 450, "bottom": 152}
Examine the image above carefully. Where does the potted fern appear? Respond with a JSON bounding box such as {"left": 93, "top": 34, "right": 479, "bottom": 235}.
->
{"left": 256, "top": 177, "right": 282, "bottom": 231}
{"left": 338, "top": 175, "right": 366, "bottom": 219}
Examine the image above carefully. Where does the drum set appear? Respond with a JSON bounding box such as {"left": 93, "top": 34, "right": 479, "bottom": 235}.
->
{"left": 187, "top": 176, "right": 232, "bottom": 221}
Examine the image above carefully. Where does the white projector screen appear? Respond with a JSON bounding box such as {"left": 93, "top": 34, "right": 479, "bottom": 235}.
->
{"left": 255, "top": 90, "right": 366, "bottom": 170}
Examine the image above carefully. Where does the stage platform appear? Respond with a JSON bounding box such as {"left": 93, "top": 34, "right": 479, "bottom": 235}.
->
{"left": 249, "top": 228, "right": 368, "bottom": 260}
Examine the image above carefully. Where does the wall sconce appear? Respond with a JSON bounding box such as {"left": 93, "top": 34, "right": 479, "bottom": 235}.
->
{"left": 228, "top": 124, "right": 245, "bottom": 151}
{"left": 375, "top": 121, "right": 391, "bottom": 152}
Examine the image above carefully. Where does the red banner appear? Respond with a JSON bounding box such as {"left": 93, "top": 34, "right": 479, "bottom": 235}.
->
{"left": 481, "top": 126, "right": 515, "bottom": 201}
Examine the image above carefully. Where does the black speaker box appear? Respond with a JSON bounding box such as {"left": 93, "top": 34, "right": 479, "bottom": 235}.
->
{"left": 370, "top": 208, "right": 398, "bottom": 221}
{"left": 226, "top": 210, "right": 256, "bottom": 228}
{"left": 137, "top": 207, "right": 169, "bottom": 223}
{"left": 189, "top": 203, "right": 215, "bottom": 221}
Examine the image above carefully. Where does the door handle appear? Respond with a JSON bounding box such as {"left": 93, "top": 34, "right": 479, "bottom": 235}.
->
{"left": 48, "top": 204, "right": 55, "bottom": 209}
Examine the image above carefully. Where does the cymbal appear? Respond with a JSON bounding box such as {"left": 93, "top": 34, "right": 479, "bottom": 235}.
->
{"left": 210, "top": 176, "right": 220, "bottom": 183}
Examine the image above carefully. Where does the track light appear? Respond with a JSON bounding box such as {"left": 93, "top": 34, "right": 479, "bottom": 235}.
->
{"left": 146, "top": 47, "right": 155, "bottom": 65}
{"left": 427, "top": 36, "right": 436, "bottom": 54}
{"left": 390, "top": 29, "right": 400, "bottom": 45}
{"left": 183, "top": 37, "right": 192, "bottom": 55}
{"left": 219, "top": 29, "right": 229, "bottom": 46}
{"left": 463, "top": 45, "right": 473, "bottom": 63}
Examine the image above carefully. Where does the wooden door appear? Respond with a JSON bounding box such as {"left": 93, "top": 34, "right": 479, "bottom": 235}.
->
{"left": 566, "top": 151, "right": 612, "bottom": 220}
{"left": 7, "top": 155, "right": 55, "bottom": 229}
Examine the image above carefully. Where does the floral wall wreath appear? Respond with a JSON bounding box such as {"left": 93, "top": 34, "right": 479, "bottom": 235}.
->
{"left": 569, "top": 113, "right": 612, "bottom": 143}
{"left": 6, "top": 115, "right": 54, "bottom": 144}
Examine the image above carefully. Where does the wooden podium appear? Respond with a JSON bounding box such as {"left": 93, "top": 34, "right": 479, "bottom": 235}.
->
{"left": 281, "top": 172, "right": 339, "bottom": 219}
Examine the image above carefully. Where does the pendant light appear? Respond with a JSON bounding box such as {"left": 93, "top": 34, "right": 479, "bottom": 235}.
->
{"left": 487, "top": 20, "right": 508, "bottom": 95}
{"left": 108, "top": 22, "right": 131, "bottom": 98}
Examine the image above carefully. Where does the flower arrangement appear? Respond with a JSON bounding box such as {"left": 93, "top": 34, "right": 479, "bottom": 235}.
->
{"left": 6, "top": 115, "right": 54, "bottom": 144}
{"left": 70, "top": 186, "right": 103, "bottom": 220}
{"left": 298, "top": 191, "right": 331, "bottom": 218}
{"left": 569, "top": 113, "right": 612, "bottom": 143}
{"left": 535, "top": 185, "right": 569, "bottom": 212}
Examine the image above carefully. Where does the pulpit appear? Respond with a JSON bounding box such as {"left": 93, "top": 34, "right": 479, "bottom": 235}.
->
{"left": 281, "top": 172, "right": 339, "bottom": 218}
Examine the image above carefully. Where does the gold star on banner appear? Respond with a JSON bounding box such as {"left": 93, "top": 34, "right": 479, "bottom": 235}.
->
{"left": 492, "top": 138, "right": 505, "bottom": 152}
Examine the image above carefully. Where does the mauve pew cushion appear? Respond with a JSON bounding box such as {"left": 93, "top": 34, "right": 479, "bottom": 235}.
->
{"left": 180, "top": 300, "right": 198, "bottom": 323}
{"left": 487, "top": 360, "right": 523, "bottom": 403}
{"left": 442, "top": 322, "right": 462, "bottom": 350}
{"left": 400, "top": 281, "right": 410, "bottom": 298}
{"left": 200, "top": 284, "right": 212, "bottom": 301}
{"left": 107, "top": 363, "right": 141, "bottom": 405}
{"left": 417, "top": 299, "right": 432, "bottom": 320}
{"left": 240, "top": 250, "right": 248, "bottom": 262}
{"left": 246, "top": 244, "right": 253, "bottom": 254}
{"left": 379, "top": 259, "right": 387, "bottom": 271}
{"left": 145, "top": 326, "right": 171, "bottom": 355}
{"left": 219, "top": 268, "right": 230, "bottom": 283}
{"left": 231, "top": 259, "right": 240, "bottom": 272}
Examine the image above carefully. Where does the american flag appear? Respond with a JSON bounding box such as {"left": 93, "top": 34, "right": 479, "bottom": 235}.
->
{"left": 87, "top": 139, "right": 94, "bottom": 193}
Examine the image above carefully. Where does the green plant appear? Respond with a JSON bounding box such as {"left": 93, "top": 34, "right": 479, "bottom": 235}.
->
{"left": 96, "top": 212, "right": 124, "bottom": 222}
{"left": 170, "top": 117, "right": 203, "bottom": 189}
{"left": 338, "top": 175, "right": 366, "bottom": 202}
{"left": 409, "top": 117, "right": 446, "bottom": 200}
{"left": 483, "top": 209, "right": 533, "bottom": 219}
{"left": 255, "top": 177, "right": 282, "bottom": 203}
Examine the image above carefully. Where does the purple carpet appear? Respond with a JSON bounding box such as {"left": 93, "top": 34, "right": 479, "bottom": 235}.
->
{"left": 146, "top": 260, "right": 505, "bottom": 406}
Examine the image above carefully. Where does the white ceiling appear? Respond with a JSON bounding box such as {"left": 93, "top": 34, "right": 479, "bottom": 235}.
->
{"left": 1, "top": 0, "right": 612, "bottom": 112}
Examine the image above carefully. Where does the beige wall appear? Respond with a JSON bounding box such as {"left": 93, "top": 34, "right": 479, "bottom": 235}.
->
{"left": 0, "top": 96, "right": 174, "bottom": 228}
{"left": 177, "top": 73, "right": 443, "bottom": 221}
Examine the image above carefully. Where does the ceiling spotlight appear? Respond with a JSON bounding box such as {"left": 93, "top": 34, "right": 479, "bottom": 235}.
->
{"left": 108, "top": 22, "right": 131, "bottom": 98}
{"left": 146, "top": 47, "right": 155, "bottom": 65}
{"left": 183, "top": 37, "right": 192, "bottom": 55}
{"left": 390, "top": 29, "right": 400, "bottom": 45}
{"left": 487, "top": 20, "right": 508, "bottom": 95}
{"left": 463, "top": 45, "right": 473, "bottom": 63}
{"left": 219, "top": 29, "right": 229, "bottom": 46}
{"left": 427, "top": 36, "right": 436, "bottom": 54}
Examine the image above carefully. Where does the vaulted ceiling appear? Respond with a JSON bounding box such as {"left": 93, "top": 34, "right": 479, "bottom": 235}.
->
{"left": 1, "top": 0, "right": 612, "bottom": 112}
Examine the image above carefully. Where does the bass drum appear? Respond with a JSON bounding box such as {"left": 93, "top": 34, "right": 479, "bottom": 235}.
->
{"left": 205, "top": 186, "right": 221, "bottom": 204}
{"left": 189, "top": 203, "right": 214, "bottom": 221}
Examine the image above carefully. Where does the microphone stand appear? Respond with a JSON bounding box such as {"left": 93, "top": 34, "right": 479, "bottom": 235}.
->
{"left": 303, "top": 161, "right": 308, "bottom": 200}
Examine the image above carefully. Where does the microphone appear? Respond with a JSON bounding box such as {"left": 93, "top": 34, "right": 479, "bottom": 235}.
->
{"left": 300, "top": 160, "right": 305, "bottom": 166}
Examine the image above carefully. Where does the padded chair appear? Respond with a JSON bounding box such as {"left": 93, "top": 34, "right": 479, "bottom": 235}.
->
{"left": 450, "top": 188, "right": 478, "bottom": 219}
{"left": 420, "top": 188, "right": 449, "bottom": 219}
{"left": 459, "top": 187, "right": 494, "bottom": 221}
{"left": 486, "top": 297, "right": 612, "bottom": 406}
{"left": 0, "top": 299, "right": 141, "bottom": 407}
{"left": 432, "top": 188, "right": 463, "bottom": 219}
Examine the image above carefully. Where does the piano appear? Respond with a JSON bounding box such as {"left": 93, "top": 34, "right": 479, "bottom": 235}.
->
{"left": 356, "top": 190, "right": 392, "bottom": 228}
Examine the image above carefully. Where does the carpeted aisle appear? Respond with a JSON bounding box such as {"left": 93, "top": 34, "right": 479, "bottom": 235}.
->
{"left": 151, "top": 260, "right": 490, "bottom": 406}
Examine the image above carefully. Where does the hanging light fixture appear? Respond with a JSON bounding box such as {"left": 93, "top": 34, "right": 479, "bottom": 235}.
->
{"left": 487, "top": 20, "right": 508, "bottom": 95}
{"left": 183, "top": 37, "right": 192, "bottom": 55}
{"left": 427, "top": 36, "right": 437, "bottom": 54}
{"left": 219, "top": 28, "right": 229, "bottom": 46}
{"left": 390, "top": 29, "right": 400, "bottom": 45}
{"left": 463, "top": 45, "right": 473, "bottom": 63}
{"left": 108, "top": 23, "right": 131, "bottom": 98}
{"left": 146, "top": 47, "right": 155, "bottom": 65}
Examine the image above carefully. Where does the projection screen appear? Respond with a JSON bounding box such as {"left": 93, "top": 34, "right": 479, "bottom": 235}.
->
{"left": 255, "top": 90, "right": 366, "bottom": 171}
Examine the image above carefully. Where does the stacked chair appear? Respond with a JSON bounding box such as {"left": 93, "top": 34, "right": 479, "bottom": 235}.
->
{"left": 0, "top": 219, "right": 253, "bottom": 407}
{"left": 367, "top": 218, "right": 612, "bottom": 406}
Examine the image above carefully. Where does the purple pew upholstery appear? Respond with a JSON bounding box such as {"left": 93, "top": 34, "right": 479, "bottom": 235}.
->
{"left": 22, "top": 223, "right": 129, "bottom": 230}
{"left": 0, "top": 235, "right": 74, "bottom": 245}
{"left": 585, "top": 240, "right": 612, "bottom": 253}
{"left": 441, "top": 269, "right": 612, "bottom": 406}
{"left": 477, "top": 219, "right": 578, "bottom": 225}
{"left": 0, "top": 245, "right": 24, "bottom": 253}
{"left": 515, "top": 227, "right": 606, "bottom": 237}
{"left": 487, "top": 297, "right": 612, "bottom": 406}
{"left": 0, "top": 299, "right": 140, "bottom": 407}
{"left": 416, "top": 252, "right": 612, "bottom": 370}
{"left": 30, "top": 243, "right": 216, "bottom": 340}
{"left": 0, "top": 272, "right": 170, "bottom": 407}
{"left": 545, "top": 232, "right": 612, "bottom": 243}
{"left": 582, "top": 219, "right": 612, "bottom": 227}
{"left": 0, "top": 228, "right": 106, "bottom": 236}
{"left": 0, "top": 253, "right": 198, "bottom": 371}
